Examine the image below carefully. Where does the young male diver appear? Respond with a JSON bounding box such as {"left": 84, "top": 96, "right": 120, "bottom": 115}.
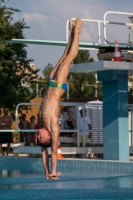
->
{"left": 39, "top": 18, "right": 82, "bottom": 180}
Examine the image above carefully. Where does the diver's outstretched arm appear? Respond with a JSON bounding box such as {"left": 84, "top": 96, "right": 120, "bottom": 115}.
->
{"left": 41, "top": 146, "right": 50, "bottom": 179}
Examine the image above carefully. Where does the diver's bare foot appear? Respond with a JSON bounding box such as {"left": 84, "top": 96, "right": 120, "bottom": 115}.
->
{"left": 75, "top": 18, "right": 82, "bottom": 34}
{"left": 48, "top": 173, "right": 59, "bottom": 180}
{"left": 46, "top": 173, "right": 50, "bottom": 180}
{"left": 69, "top": 18, "right": 75, "bottom": 33}
{"left": 69, "top": 18, "right": 74, "bottom": 32}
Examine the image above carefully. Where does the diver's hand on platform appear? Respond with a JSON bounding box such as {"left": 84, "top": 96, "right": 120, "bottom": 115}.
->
{"left": 48, "top": 173, "right": 59, "bottom": 180}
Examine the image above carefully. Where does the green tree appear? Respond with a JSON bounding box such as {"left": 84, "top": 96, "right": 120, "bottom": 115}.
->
{"left": 42, "top": 63, "right": 53, "bottom": 80}
{"left": 68, "top": 73, "right": 96, "bottom": 99}
{"left": 0, "top": 1, "right": 38, "bottom": 114}
{"left": 41, "top": 51, "right": 102, "bottom": 100}
{"left": 30, "top": 76, "right": 47, "bottom": 98}
{"left": 74, "top": 50, "right": 94, "bottom": 64}
{"left": 32, "top": 63, "right": 53, "bottom": 97}
{"left": 65, "top": 50, "right": 97, "bottom": 99}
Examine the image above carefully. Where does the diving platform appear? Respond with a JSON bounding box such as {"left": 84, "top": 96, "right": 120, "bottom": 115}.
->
{"left": 3, "top": 11, "right": 133, "bottom": 51}
{"left": 3, "top": 39, "right": 133, "bottom": 51}
{"left": 12, "top": 146, "right": 133, "bottom": 155}
{"left": 13, "top": 146, "right": 103, "bottom": 155}
{"left": 70, "top": 61, "right": 133, "bottom": 76}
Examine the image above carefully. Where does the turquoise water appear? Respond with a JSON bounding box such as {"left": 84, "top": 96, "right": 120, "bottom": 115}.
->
{"left": 0, "top": 157, "right": 133, "bottom": 199}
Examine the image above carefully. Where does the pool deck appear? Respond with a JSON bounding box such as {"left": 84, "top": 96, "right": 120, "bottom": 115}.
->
{"left": 1, "top": 153, "right": 133, "bottom": 161}
{"left": 1, "top": 155, "right": 133, "bottom": 176}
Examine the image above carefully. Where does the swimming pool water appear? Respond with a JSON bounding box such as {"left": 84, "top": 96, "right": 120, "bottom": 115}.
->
{"left": 0, "top": 157, "right": 133, "bottom": 200}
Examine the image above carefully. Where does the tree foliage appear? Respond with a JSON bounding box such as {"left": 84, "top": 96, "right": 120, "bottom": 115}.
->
{"left": 66, "top": 50, "right": 97, "bottom": 99}
{"left": 41, "top": 50, "right": 102, "bottom": 99}
{"left": 39, "top": 63, "right": 53, "bottom": 97}
{"left": 0, "top": 1, "right": 38, "bottom": 114}
{"left": 42, "top": 63, "right": 53, "bottom": 80}
{"left": 74, "top": 50, "right": 94, "bottom": 64}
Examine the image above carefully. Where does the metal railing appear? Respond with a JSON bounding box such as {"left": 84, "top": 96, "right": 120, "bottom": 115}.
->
{"left": 103, "top": 11, "right": 133, "bottom": 45}
{"left": 66, "top": 18, "right": 103, "bottom": 50}
{"left": 1, "top": 102, "right": 133, "bottom": 147}
{"left": 66, "top": 11, "right": 133, "bottom": 50}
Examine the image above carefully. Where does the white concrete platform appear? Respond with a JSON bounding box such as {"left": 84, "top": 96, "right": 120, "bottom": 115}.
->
{"left": 2, "top": 142, "right": 26, "bottom": 148}
{"left": 70, "top": 61, "right": 133, "bottom": 76}
{"left": 12, "top": 146, "right": 133, "bottom": 155}
{"left": 13, "top": 146, "right": 103, "bottom": 155}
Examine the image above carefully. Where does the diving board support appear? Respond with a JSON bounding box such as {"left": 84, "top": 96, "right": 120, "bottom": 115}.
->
{"left": 98, "top": 70, "right": 129, "bottom": 161}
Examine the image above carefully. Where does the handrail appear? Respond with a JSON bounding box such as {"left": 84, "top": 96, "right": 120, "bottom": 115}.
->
{"left": 103, "top": 11, "right": 133, "bottom": 45}
{"left": 15, "top": 103, "right": 40, "bottom": 131}
{"left": 0, "top": 102, "right": 97, "bottom": 147}
{"left": 66, "top": 11, "right": 133, "bottom": 50}
{"left": 66, "top": 18, "right": 103, "bottom": 51}
{"left": 1, "top": 102, "right": 133, "bottom": 147}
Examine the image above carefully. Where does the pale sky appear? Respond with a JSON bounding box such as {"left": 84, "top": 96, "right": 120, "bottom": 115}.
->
{"left": 7, "top": 0, "right": 133, "bottom": 75}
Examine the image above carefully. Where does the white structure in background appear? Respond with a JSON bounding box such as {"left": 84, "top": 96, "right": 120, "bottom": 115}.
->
{"left": 14, "top": 101, "right": 133, "bottom": 147}
{"left": 59, "top": 113, "right": 64, "bottom": 126}
{"left": 77, "top": 100, "right": 132, "bottom": 146}
{"left": 81, "top": 101, "right": 132, "bottom": 146}
{"left": 78, "top": 100, "right": 103, "bottom": 145}
{"left": 12, "top": 101, "right": 133, "bottom": 155}
{"left": 85, "top": 100, "right": 103, "bottom": 145}
{"left": 21, "top": 63, "right": 36, "bottom": 93}
{"left": 59, "top": 100, "right": 103, "bottom": 145}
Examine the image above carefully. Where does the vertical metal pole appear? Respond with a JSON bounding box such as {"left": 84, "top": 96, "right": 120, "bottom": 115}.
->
{"left": 97, "top": 106, "right": 100, "bottom": 144}
{"left": 98, "top": 21, "right": 101, "bottom": 44}
{"left": 131, "top": 106, "right": 133, "bottom": 146}
{"left": 66, "top": 20, "right": 69, "bottom": 42}
{"left": 95, "top": 73, "right": 98, "bottom": 98}
{"left": 77, "top": 106, "right": 79, "bottom": 147}
{"left": 81, "top": 84, "right": 84, "bottom": 91}
{"left": 39, "top": 87, "right": 43, "bottom": 97}
{"left": 95, "top": 85, "right": 97, "bottom": 97}
{"left": 83, "top": 105, "right": 85, "bottom": 147}
{"left": 15, "top": 104, "right": 19, "bottom": 130}
{"left": 36, "top": 79, "right": 38, "bottom": 97}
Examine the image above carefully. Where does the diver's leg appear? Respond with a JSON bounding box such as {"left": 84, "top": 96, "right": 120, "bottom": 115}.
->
{"left": 49, "top": 19, "right": 75, "bottom": 79}
{"left": 63, "top": 19, "right": 75, "bottom": 57}
{"left": 66, "top": 18, "right": 82, "bottom": 61}
{"left": 54, "top": 18, "right": 82, "bottom": 83}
